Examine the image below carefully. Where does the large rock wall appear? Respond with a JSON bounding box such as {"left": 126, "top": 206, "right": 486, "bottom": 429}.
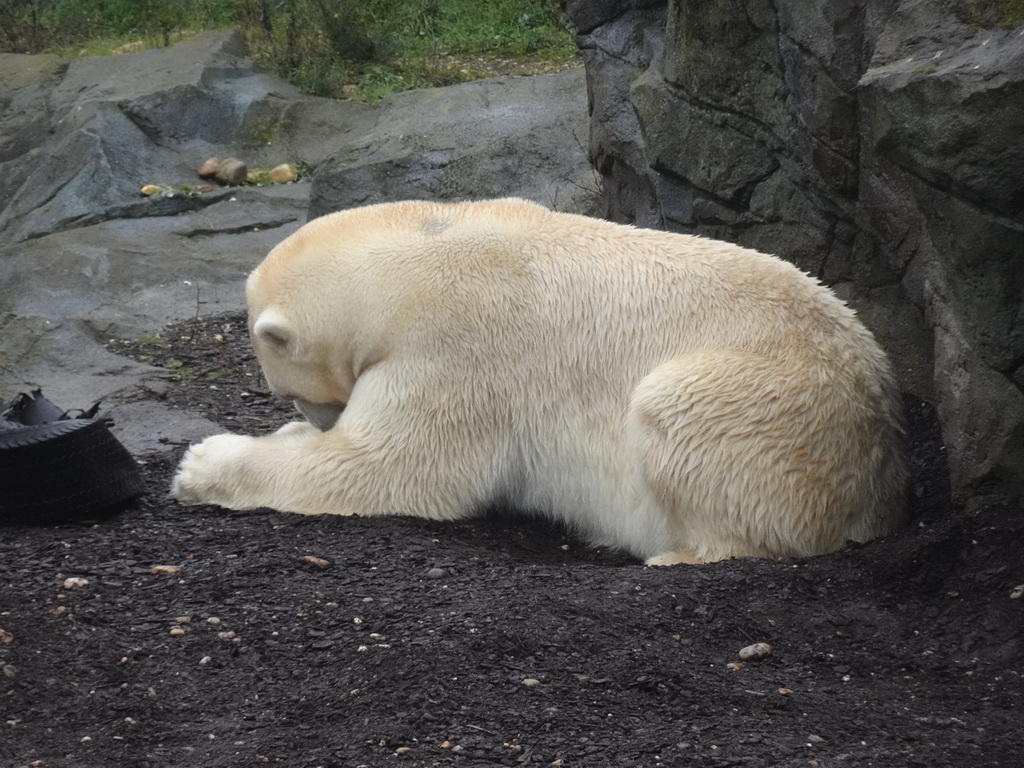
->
{"left": 564, "top": 0, "right": 1024, "bottom": 505}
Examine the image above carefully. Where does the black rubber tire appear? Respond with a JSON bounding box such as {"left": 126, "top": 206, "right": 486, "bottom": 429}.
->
{"left": 0, "top": 418, "right": 145, "bottom": 525}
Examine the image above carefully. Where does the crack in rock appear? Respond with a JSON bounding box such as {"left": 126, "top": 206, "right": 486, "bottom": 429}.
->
{"left": 176, "top": 217, "right": 300, "bottom": 238}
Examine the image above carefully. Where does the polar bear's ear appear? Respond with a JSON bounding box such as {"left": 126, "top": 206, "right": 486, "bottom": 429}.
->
{"left": 253, "top": 310, "right": 293, "bottom": 352}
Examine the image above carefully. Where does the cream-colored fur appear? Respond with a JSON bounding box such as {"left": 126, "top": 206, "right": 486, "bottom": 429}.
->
{"left": 172, "top": 198, "right": 908, "bottom": 564}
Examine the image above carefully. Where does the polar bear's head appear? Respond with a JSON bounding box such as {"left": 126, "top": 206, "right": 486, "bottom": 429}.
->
{"left": 245, "top": 220, "right": 365, "bottom": 432}
{"left": 244, "top": 198, "right": 544, "bottom": 432}
{"left": 247, "top": 307, "right": 346, "bottom": 430}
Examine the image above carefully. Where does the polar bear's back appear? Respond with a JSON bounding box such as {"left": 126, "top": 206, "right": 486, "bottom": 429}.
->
{"left": 274, "top": 198, "right": 889, "bottom": 388}
{"left": 409, "top": 199, "right": 884, "bottom": 374}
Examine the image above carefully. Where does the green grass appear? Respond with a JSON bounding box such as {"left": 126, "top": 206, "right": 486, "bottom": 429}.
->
{"left": 1, "top": 0, "right": 577, "bottom": 102}
{"left": 953, "top": 0, "right": 1024, "bottom": 28}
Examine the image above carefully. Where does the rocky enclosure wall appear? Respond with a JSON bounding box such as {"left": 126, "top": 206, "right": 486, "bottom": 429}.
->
{"left": 564, "top": 0, "right": 1024, "bottom": 506}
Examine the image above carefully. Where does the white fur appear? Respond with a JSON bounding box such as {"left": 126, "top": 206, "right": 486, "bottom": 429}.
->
{"left": 172, "top": 198, "right": 908, "bottom": 564}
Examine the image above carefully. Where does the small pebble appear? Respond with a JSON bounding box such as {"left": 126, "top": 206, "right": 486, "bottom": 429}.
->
{"left": 3, "top": 664, "right": 17, "bottom": 678}
{"left": 302, "top": 555, "right": 331, "bottom": 568}
{"left": 1010, "top": 584, "right": 1023, "bottom": 599}
{"left": 738, "top": 642, "right": 773, "bottom": 662}
{"left": 197, "top": 157, "right": 221, "bottom": 178}
{"left": 150, "top": 565, "right": 181, "bottom": 575}
{"left": 169, "top": 627, "right": 186, "bottom": 636}
{"left": 268, "top": 163, "right": 299, "bottom": 183}
{"left": 522, "top": 678, "right": 541, "bottom": 687}
{"left": 395, "top": 746, "right": 412, "bottom": 755}
{"left": 63, "top": 577, "right": 89, "bottom": 589}
{"left": 0, "top": 628, "right": 12, "bottom": 644}
{"left": 426, "top": 567, "right": 446, "bottom": 580}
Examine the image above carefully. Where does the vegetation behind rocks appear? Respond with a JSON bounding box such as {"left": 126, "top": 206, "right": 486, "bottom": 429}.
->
{"left": 0, "top": 0, "right": 577, "bottom": 100}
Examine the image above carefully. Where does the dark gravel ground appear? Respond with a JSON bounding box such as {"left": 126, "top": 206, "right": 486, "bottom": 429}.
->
{"left": 1, "top": 312, "right": 1022, "bottom": 768}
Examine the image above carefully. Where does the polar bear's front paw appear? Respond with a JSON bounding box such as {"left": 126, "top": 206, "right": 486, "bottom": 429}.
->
{"left": 171, "top": 433, "right": 257, "bottom": 509}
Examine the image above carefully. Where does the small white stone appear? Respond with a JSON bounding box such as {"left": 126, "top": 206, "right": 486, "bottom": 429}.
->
{"left": 738, "top": 642, "right": 773, "bottom": 662}
{"left": 63, "top": 577, "right": 89, "bottom": 589}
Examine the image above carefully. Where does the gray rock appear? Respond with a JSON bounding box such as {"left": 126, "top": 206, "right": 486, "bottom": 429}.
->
{"left": 564, "top": 0, "right": 1024, "bottom": 504}
{"left": 573, "top": 6, "right": 666, "bottom": 227}
{"left": 0, "top": 30, "right": 372, "bottom": 245}
{"left": 308, "top": 68, "right": 598, "bottom": 219}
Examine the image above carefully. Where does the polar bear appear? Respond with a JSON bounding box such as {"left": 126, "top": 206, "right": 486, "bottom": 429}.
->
{"left": 172, "top": 198, "right": 908, "bottom": 564}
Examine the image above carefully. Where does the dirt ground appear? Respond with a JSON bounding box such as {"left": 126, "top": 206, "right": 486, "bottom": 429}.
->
{"left": 2, "top": 311, "right": 1022, "bottom": 768}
